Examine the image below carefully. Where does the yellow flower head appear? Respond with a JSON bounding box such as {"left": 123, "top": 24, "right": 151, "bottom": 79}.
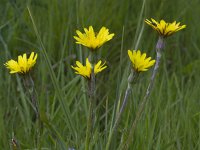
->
{"left": 71, "top": 58, "right": 107, "bottom": 78}
{"left": 128, "top": 50, "right": 155, "bottom": 72}
{"left": 74, "top": 26, "right": 115, "bottom": 49}
{"left": 4, "top": 52, "right": 37, "bottom": 74}
{"left": 145, "top": 18, "right": 186, "bottom": 37}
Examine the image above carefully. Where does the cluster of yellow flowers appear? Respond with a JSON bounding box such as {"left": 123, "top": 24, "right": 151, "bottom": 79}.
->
{"left": 3, "top": 18, "right": 186, "bottom": 150}
{"left": 71, "top": 26, "right": 113, "bottom": 79}
{"left": 4, "top": 18, "right": 186, "bottom": 76}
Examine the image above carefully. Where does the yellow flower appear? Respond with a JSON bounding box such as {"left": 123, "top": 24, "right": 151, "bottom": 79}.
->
{"left": 128, "top": 50, "right": 155, "bottom": 72}
{"left": 4, "top": 52, "right": 38, "bottom": 74}
{"left": 145, "top": 18, "right": 186, "bottom": 37}
{"left": 74, "top": 26, "right": 114, "bottom": 49}
{"left": 71, "top": 58, "right": 107, "bottom": 78}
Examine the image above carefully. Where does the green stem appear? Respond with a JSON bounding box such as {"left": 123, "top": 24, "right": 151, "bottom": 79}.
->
{"left": 22, "top": 73, "right": 39, "bottom": 120}
{"left": 121, "top": 37, "right": 164, "bottom": 149}
{"left": 22, "top": 73, "right": 42, "bottom": 148}
{"left": 105, "top": 70, "right": 139, "bottom": 150}
{"left": 85, "top": 53, "right": 96, "bottom": 150}
{"left": 85, "top": 93, "right": 93, "bottom": 150}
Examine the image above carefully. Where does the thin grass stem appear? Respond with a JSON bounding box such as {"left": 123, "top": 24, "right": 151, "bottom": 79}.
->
{"left": 27, "top": 6, "right": 77, "bottom": 140}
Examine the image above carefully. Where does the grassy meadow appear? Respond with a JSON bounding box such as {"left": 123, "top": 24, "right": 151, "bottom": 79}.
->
{"left": 0, "top": 0, "right": 200, "bottom": 149}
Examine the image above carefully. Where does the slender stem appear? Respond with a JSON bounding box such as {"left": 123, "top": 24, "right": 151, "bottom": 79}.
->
{"left": 105, "top": 70, "right": 139, "bottom": 150}
{"left": 105, "top": 85, "right": 131, "bottom": 150}
{"left": 122, "top": 37, "right": 164, "bottom": 149}
{"left": 85, "top": 95, "right": 93, "bottom": 150}
{"left": 117, "top": 71, "right": 139, "bottom": 126}
{"left": 116, "top": 85, "right": 131, "bottom": 128}
{"left": 22, "top": 73, "right": 42, "bottom": 148}
{"left": 85, "top": 53, "right": 96, "bottom": 150}
{"left": 22, "top": 73, "right": 39, "bottom": 120}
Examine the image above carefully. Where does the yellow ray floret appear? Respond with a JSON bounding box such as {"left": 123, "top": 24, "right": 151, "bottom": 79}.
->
{"left": 4, "top": 52, "right": 37, "bottom": 74}
{"left": 74, "top": 26, "right": 115, "bottom": 49}
{"left": 145, "top": 18, "right": 186, "bottom": 37}
{"left": 128, "top": 50, "right": 155, "bottom": 72}
{"left": 71, "top": 58, "right": 107, "bottom": 78}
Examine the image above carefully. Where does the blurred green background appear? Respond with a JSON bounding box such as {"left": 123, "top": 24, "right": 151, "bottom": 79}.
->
{"left": 0, "top": 0, "right": 200, "bottom": 149}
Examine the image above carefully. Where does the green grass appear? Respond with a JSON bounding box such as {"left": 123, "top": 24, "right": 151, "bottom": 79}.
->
{"left": 0, "top": 0, "right": 200, "bottom": 149}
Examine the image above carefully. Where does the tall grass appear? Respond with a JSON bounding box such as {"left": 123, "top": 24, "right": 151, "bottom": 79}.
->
{"left": 0, "top": 0, "right": 200, "bottom": 149}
